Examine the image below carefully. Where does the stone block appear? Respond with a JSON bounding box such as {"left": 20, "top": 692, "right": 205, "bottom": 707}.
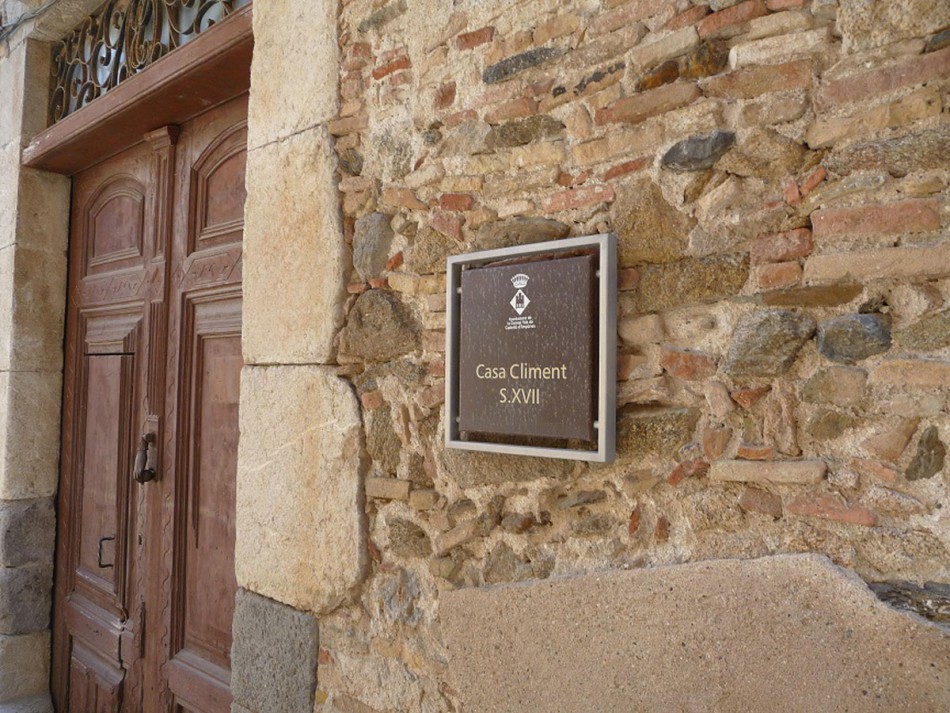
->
{"left": 729, "top": 27, "right": 832, "bottom": 69}
{"left": 0, "top": 43, "right": 25, "bottom": 148}
{"left": 0, "top": 246, "right": 67, "bottom": 372}
{"left": 618, "top": 407, "right": 700, "bottom": 458}
{"left": 0, "top": 694, "right": 53, "bottom": 712}
{"left": 235, "top": 365, "right": 365, "bottom": 614}
{"left": 723, "top": 309, "right": 816, "bottom": 377}
{"left": 441, "top": 555, "right": 950, "bottom": 713}
{"left": 709, "top": 459, "right": 826, "bottom": 484}
{"left": 247, "top": 0, "right": 339, "bottom": 149}
{"left": 0, "top": 563, "right": 52, "bottom": 635}
{"left": 0, "top": 498, "right": 54, "bottom": 567}
{"left": 0, "top": 632, "right": 49, "bottom": 704}
{"left": 803, "top": 244, "right": 950, "bottom": 284}
{"left": 243, "top": 126, "right": 346, "bottom": 365}
{"left": 837, "top": 0, "right": 948, "bottom": 53}
{"left": 230, "top": 588, "right": 318, "bottom": 713}
{"left": 870, "top": 359, "right": 950, "bottom": 388}
{"left": 817, "top": 314, "right": 891, "bottom": 364}
{"left": 634, "top": 253, "right": 749, "bottom": 312}
{"left": 802, "top": 366, "right": 867, "bottom": 407}
{"left": 0, "top": 370, "right": 62, "bottom": 500}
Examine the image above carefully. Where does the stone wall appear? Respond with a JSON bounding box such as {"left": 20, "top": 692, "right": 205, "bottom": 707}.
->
{"left": 311, "top": 0, "right": 949, "bottom": 709}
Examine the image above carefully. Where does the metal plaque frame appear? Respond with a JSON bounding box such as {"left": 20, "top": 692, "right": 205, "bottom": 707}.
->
{"left": 445, "top": 233, "right": 617, "bottom": 462}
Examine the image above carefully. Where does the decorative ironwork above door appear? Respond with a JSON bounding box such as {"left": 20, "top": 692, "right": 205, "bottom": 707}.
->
{"left": 49, "top": 0, "right": 251, "bottom": 124}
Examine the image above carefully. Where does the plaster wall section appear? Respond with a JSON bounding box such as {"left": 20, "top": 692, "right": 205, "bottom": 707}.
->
{"left": 310, "top": 0, "right": 950, "bottom": 709}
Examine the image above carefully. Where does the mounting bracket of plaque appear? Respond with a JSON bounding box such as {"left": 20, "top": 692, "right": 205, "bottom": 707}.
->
{"left": 445, "top": 233, "right": 616, "bottom": 462}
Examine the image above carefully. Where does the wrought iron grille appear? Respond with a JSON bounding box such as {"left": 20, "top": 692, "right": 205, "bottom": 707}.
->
{"left": 49, "top": 0, "right": 250, "bottom": 124}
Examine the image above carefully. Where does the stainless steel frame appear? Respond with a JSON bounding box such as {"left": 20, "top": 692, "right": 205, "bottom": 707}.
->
{"left": 445, "top": 233, "right": 617, "bottom": 462}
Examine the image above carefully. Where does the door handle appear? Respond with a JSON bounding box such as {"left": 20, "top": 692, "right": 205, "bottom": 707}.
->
{"left": 133, "top": 433, "right": 157, "bottom": 483}
{"left": 97, "top": 536, "right": 115, "bottom": 568}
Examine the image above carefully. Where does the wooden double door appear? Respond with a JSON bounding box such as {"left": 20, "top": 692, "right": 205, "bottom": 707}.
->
{"left": 52, "top": 96, "right": 247, "bottom": 712}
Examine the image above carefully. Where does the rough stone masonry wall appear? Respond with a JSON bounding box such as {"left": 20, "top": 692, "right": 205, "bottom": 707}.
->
{"left": 314, "top": 0, "right": 950, "bottom": 710}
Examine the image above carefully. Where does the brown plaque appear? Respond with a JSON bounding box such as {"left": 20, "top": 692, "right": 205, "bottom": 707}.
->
{"left": 458, "top": 253, "right": 597, "bottom": 441}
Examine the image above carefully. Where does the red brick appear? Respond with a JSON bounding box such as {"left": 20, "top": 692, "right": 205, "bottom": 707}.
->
{"left": 799, "top": 166, "right": 827, "bottom": 196}
{"left": 751, "top": 228, "right": 813, "bottom": 264}
{"left": 654, "top": 515, "right": 670, "bottom": 542}
{"left": 318, "top": 647, "right": 335, "bottom": 666}
{"left": 731, "top": 385, "right": 770, "bottom": 409}
{"left": 328, "top": 114, "right": 368, "bottom": 136}
{"left": 783, "top": 177, "right": 801, "bottom": 205}
{"left": 628, "top": 505, "right": 642, "bottom": 536}
{"left": 361, "top": 390, "right": 385, "bottom": 410}
{"left": 383, "top": 188, "right": 427, "bottom": 210}
{"left": 703, "top": 59, "right": 812, "bottom": 99}
{"left": 484, "top": 97, "right": 538, "bottom": 123}
{"left": 812, "top": 199, "right": 941, "bottom": 239}
{"left": 440, "top": 193, "right": 475, "bottom": 212}
{"left": 368, "top": 277, "right": 389, "bottom": 289}
{"left": 787, "top": 494, "right": 878, "bottom": 527}
{"left": 422, "top": 330, "right": 445, "bottom": 353}
{"left": 541, "top": 184, "right": 616, "bottom": 212}
{"left": 457, "top": 26, "right": 495, "bottom": 50}
{"left": 736, "top": 443, "right": 775, "bottom": 460}
{"left": 603, "top": 156, "right": 651, "bottom": 180}
{"left": 849, "top": 458, "right": 898, "bottom": 484}
{"left": 738, "top": 488, "right": 783, "bottom": 518}
{"left": 350, "top": 42, "right": 372, "bottom": 59}
{"left": 755, "top": 261, "right": 802, "bottom": 290}
{"left": 703, "top": 426, "right": 732, "bottom": 460}
{"left": 699, "top": 0, "right": 767, "bottom": 38}
{"left": 667, "top": 459, "right": 710, "bottom": 486}
{"left": 435, "top": 81, "right": 456, "bottom": 110}
{"left": 385, "top": 252, "right": 404, "bottom": 271}
{"left": 660, "top": 347, "right": 718, "bottom": 380}
{"left": 524, "top": 78, "right": 556, "bottom": 98}
{"left": 618, "top": 267, "right": 640, "bottom": 291}
{"left": 817, "top": 46, "right": 950, "bottom": 108}
{"left": 444, "top": 109, "right": 477, "bottom": 128}
{"left": 427, "top": 359, "right": 446, "bottom": 377}
{"left": 590, "top": 0, "right": 667, "bottom": 35}
{"left": 665, "top": 4, "right": 710, "bottom": 31}
{"left": 419, "top": 381, "right": 445, "bottom": 409}
{"left": 372, "top": 55, "right": 411, "bottom": 80}
{"left": 347, "top": 282, "right": 368, "bottom": 294}
{"left": 597, "top": 82, "right": 701, "bottom": 125}
{"left": 430, "top": 211, "right": 464, "bottom": 240}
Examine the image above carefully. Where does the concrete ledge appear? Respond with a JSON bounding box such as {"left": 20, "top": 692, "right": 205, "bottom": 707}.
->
{"left": 441, "top": 554, "right": 950, "bottom": 713}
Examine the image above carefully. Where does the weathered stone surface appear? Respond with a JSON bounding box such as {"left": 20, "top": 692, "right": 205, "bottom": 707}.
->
{"left": 236, "top": 366, "right": 365, "bottom": 614}
{"left": 443, "top": 448, "right": 574, "bottom": 488}
{"left": 807, "top": 409, "right": 860, "bottom": 441}
{"left": 837, "top": 0, "right": 948, "bottom": 52}
{"left": 474, "top": 217, "right": 569, "bottom": 251}
{"left": 366, "top": 406, "right": 400, "bottom": 475}
{"left": 442, "top": 554, "right": 950, "bottom": 713}
{"left": 231, "top": 588, "right": 318, "bottom": 713}
{"left": 716, "top": 128, "right": 806, "bottom": 180}
{"left": 869, "top": 581, "right": 950, "bottom": 625}
{"left": 405, "top": 226, "right": 456, "bottom": 275}
{"left": 338, "top": 290, "right": 421, "bottom": 363}
{"left": 388, "top": 518, "right": 432, "bottom": 558}
{"left": 0, "top": 563, "right": 51, "bottom": 634}
{"left": 824, "top": 127, "right": 950, "bottom": 177}
{"left": 897, "top": 309, "right": 950, "bottom": 351}
{"left": 0, "top": 632, "right": 50, "bottom": 703}
{"left": 483, "top": 47, "right": 561, "bottom": 84}
{"left": 612, "top": 179, "right": 695, "bottom": 265}
{"left": 710, "top": 459, "right": 826, "bottom": 484}
{"left": 365, "top": 476, "right": 410, "bottom": 501}
{"left": 0, "top": 498, "right": 53, "bottom": 568}
{"left": 660, "top": 130, "right": 735, "bottom": 172}
{"left": 761, "top": 283, "right": 863, "bottom": 307}
{"left": 244, "top": 127, "right": 346, "bottom": 364}
{"left": 817, "top": 314, "right": 891, "bottom": 364}
{"left": 248, "top": 0, "right": 339, "bottom": 149}
{"left": 906, "top": 426, "right": 946, "bottom": 481}
{"left": 802, "top": 366, "right": 867, "bottom": 407}
{"left": 0, "top": 369, "right": 62, "bottom": 500}
{"left": 724, "top": 309, "right": 816, "bottom": 377}
{"left": 862, "top": 420, "right": 918, "bottom": 463}
{"left": 635, "top": 253, "right": 749, "bottom": 312}
{"left": 484, "top": 115, "right": 564, "bottom": 150}
{"left": 618, "top": 408, "right": 700, "bottom": 458}
{"left": 483, "top": 542, "right": 553, "bottom": 584}
{"left": 352, "top": 213, "right": 395, "bottom": 281}
{"left": 0, "top": 694, "right": 53, "bottom": 712}
{"left": 357, "top": 0, "right": 407, "bottom": 33}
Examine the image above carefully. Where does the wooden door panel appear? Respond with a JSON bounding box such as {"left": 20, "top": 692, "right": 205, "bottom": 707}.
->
{"left": 67, "top": 639, "right": 123, "bottom": 713}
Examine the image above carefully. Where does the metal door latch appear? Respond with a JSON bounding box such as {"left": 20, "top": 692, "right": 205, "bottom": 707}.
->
{"left": 133, "top": 433, "right": 157, "bottom": 483}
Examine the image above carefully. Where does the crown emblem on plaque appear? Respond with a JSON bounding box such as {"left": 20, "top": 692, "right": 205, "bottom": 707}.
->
{"left": 510, "top": 273, "right": 529, "bottom": 289}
